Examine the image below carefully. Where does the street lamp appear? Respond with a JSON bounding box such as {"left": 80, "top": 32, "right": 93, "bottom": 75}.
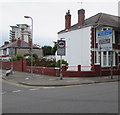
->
{"left": 24, "top": 16, "right": 33, "bottom": 77}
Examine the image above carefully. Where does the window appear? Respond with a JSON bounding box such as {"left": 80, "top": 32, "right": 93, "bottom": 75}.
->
{"left": 118, "top": 55, "right": 120, "bottom": 64}
{"left": 103, "top": 28, "right": 107, "bottom": 31}
{"left": 3, "top": 49, "right": 6, "bottom": 55}
{"left": 108, "top": 52, "right": 111, "bottom": 66}
{"left": 108, "top": 51, "right": 114, "bottom": 66}
{"left": 97, "top": 51, "right": 115, "bottom": 66}
{"left": 108, "top": 28, "right": 112, "bottom": 30}
{"left": 103, "top": 52, "right": 107, "bottom": 66}
{"left": 102, "top": 27, "right": 112, "bottom": 31}
{"left": 117, "top": 52, "right": 120, "bottom": 64}
{"left": 115, "top": 31, "right": 120, "bottom": 44}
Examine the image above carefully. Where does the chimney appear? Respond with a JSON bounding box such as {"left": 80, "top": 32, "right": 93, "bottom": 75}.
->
{"left": 4, "top": 41, "right": 9, "bottom": 45}
{"left": 29, "top": 38, "right": 32, "bottom": 47}
{"left": 78, "top": 9, "right": 85, "bottom": 26}
{"left": 65, "top": 10, "right": 71, "bottom": 29}
{"left": 11, "top": 39, "right": 16, "bottom": 42}
{"left": 17, "top": 38, "right": 21, "bottom": 47}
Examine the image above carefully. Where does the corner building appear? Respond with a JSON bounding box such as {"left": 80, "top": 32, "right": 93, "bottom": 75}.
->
{"left": 57, "top": 9, "right": 120, "bottom": 71}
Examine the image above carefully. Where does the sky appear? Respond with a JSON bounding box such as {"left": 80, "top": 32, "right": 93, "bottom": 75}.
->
{"left": 0, "top": 0, "right": 119, "bottom": 47}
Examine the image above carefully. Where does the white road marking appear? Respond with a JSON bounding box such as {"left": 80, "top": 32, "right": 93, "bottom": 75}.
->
{"left": 29, "top": 88, "right": 39, "bottom": 91}
{"left": 25, "top": 78, "right": 29, "bottom": 80}
{"left": 12, "top": 90, "right": 22, "bottom": 93}
{"left": 2, "top": 92, "right": 6, "bottom": 95}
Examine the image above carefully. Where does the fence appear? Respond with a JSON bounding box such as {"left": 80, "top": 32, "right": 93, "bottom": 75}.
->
{"left": 0, "top": 59, "right": 120, "bottom": 77}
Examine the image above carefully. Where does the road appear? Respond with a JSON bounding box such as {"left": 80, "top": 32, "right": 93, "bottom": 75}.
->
{"left": 2, "top": 80, "right": 118, "bottom": 113}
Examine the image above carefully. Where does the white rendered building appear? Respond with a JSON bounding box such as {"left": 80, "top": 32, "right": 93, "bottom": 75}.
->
{"left": 57, "top": 9, "right": 120, "bottom": 71}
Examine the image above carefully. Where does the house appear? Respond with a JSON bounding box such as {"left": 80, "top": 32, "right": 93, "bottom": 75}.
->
{"left": 0, "top": 38, "right": 43, "bottom": 60}
{"left": 57, "top": 9, "right": 120, "bottom": 71}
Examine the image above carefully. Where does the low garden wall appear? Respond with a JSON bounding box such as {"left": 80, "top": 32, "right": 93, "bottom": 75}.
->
{"left": 0, "top": 59, "right": 120, "bottom": 77}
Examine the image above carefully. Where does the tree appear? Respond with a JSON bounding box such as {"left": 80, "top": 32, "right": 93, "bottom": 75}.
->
{"left": 42, "top": 46, "right": 53, "bottom": 56}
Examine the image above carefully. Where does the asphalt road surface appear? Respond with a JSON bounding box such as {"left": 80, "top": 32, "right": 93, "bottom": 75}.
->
{"left": 2, "top": 81, "right": 119, "bottom": 113}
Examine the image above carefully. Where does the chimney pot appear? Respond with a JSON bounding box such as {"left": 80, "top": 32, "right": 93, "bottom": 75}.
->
{"left": 65, "top": 10, "right": 71, "bottom": 29}
{"left": 4, "top": 41, "right": 9, "bottom": 45}
{"left": 78, "top": 9, "right": 85, "bottom": 25}
{"left": 11, "top": 39, "right": 16, "bottom": 42}
{"left": 17, "top": 38, "right": 21, "bottom": 47}
{"left": 29, "top": 39, "right": 32, "bottom": 47}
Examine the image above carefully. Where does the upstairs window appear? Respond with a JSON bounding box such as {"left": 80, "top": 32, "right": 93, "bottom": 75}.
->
{"left": 115, "top": 31, "right": 120, "bottom": 45}
{"left": 3, "top": 49, "right": 6, "bottom": 55}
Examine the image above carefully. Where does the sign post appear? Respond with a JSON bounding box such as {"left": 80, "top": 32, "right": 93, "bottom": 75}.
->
{"left": 9, "top": 48, "right": 14, "bottom": 73}
{"left": 110, "top": 51, "right": 113, "bottom": 79}
{"left": 98, "top": 29, "right": 113, "bottom": 79}
{"left": 57, "top": 39, "right": 66, "bottom": 80}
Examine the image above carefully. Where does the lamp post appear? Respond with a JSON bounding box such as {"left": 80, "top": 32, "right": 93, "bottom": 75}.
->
{"left": 24, "top": 16, "right": 33, "bottom": 77}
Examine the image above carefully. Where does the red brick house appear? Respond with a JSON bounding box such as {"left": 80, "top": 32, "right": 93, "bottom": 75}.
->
{"left": 0, "top": 38, "right": 43, "bottom": 60}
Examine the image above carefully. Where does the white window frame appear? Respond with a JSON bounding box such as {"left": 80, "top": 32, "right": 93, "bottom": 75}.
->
{"left": 96, "top": 51, "right": 115, "bottom": 67}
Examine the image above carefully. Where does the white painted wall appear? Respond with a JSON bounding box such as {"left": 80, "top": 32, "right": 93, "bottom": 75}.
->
{"left": 57, "top": 26, "right": 92, "bottom": 71}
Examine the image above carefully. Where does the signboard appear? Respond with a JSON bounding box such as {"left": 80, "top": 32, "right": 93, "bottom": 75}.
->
{"left": 98, "top": 30, "right": 113, "bottom": 51}
{"left": 57, "top": 40, "right": 66, "bottom": 56}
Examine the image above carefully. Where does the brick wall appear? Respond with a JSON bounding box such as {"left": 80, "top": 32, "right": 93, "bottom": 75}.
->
{"left": 1, "top": 59, "right": 120, "bottom": 77}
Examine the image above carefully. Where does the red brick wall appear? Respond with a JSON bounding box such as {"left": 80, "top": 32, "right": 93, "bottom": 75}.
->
{"left": 1, "top": 59, "right": 24, "bottom": 71}
{"left": 62, "top": 65, "right": 120, "bottom": 77}
{"left": 1, "top": 59, "right": 120, "bottom": 77}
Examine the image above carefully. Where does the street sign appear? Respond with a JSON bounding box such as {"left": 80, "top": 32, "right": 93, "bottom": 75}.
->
{"left": 58, "top": 40, "right": 65, "bottom": 48}
{"left": 57, "top": 40, "right": 66, "bottom": 56}
{"left": 98, "top": 30, "right": 113, "bottom": 51}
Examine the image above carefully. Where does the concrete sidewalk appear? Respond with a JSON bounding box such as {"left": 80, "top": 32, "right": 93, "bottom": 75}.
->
{"left": 1, "top": 70, "right": 120, "bottom": 87}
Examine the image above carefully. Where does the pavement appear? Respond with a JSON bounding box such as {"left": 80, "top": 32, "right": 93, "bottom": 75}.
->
{"left": 1, "top": 70, "right": 120, "bottom": 87}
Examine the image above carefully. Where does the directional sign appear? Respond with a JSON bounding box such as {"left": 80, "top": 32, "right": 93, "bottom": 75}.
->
{"left": 98, "top": 30, "right": 113, "bottom": 51}
{"left": 57, "top": 40, "right": 66, "bottom": 56}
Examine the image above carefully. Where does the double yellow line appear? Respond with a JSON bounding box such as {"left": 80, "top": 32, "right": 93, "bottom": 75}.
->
{"left": 1, "top": 78, "right": 115, "bottom": 89}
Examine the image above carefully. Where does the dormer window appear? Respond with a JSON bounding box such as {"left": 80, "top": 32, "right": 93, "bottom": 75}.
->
{"left": 102, "top": 27, "right": 112, "bottom": 31}
{"left": 103, "top": 28, "right": 107, "bottom": 31}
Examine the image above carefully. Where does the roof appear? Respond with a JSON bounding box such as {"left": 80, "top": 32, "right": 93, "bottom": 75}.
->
{"left": 0, "top": 40, "right": 40, "bottom": 50}
{"left": 58, "top": 13, "right": 120, "bottom": 34}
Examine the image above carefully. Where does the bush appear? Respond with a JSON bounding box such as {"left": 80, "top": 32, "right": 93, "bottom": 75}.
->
{"left": 27, "top": 57, "right": 68, "bottom": 68}
{"left": 56, "top": 59, "right": 68, "bottom": 68}
{"left": 9, "top": 56, "right": 18, "bottom": 61}
{"left": 33, "top": 58, "right": 56, "bottom": 67}
{"left": 16, "top": 54, "right": 24, "bottom": 60}
{"left": 9, "top": 54, "right": 24, "bottom": 61}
